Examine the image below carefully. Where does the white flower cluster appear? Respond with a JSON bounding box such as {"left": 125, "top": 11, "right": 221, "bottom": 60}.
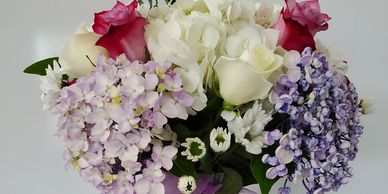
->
{"left": 222, "top": 101, "right": 273, "bottom": 155}
{"left": 40, "top": 62, "right": 63, "bottom": 111}
{"left": 144, "top": 0, "right": 282, "bottom": 108}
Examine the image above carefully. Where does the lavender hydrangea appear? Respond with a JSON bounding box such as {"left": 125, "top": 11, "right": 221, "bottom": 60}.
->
{"left": 267, "top": 48, "right": 364, "bottom": 194}
{"left": 55, "top": 55, "right": 193, "bottom": 194}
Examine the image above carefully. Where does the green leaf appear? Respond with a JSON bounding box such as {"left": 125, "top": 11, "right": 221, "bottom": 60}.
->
{"left": 172, "top": 123, "right": 198, "bottom": 143}
{"left": 23, "top": 57, "right": 59, "bottom": 76}
{"left": 170, "top": 155, "right": 199, "bottom": 179}
{"left": 235, "top": 164, "right": 257, "bottom": 186}
{"left": 199, "top": 151, "right": 213, "bottom": 173}
{"left": 138, "top": 0, "right": 144, "bottom": 5}
{"left": 165, "top": 0, "right": 176, "bottom": 5}
{"left": 216, "top": 167, "right": 243, "bottom": 194}
{"left": 250, "top": 155, "right": 279, "bottom": 194}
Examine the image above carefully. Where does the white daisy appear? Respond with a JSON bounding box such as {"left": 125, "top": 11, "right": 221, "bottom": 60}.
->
{"left": 210, "top": 127, "right": 231, "bottom": 153}
{"left": 40, "top": 61, "right": 63, "bottom": 111}
{"left": 181, "top": 137, "right": 206, "bottom": 162}
{"left": 227, "top": 102, "right": 272, "bottom": 155}
{"left": 177, "top": 176, "right": 196, "bottom": 194}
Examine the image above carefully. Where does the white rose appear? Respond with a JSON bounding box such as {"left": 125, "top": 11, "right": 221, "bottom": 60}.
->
{"left": 216, "top": 26, "right": 282, "bottom": 105}
{"left": 59, "top": 24, "right": 108, "bottom": 78}
{"left": 214, "top": 57, "right": 273, "bottom": 105}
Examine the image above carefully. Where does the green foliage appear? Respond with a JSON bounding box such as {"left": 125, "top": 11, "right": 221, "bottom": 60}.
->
{"left": 216, "top": 167, "right": 243, "bottom": 194}
{"left": 199, "top": 149, "right": 213, "bottom": 173}
{"left": 147, "top": 0, "right": 159, "bottom": 7}
{"left": 170, "top": 154, "right": 199, "bottom": 179}
{"left": 23, "top": 57, "right": 59, "bottom": 76}
{"left": 250, "top": 155, "right": 280, "bottom": 194}
{"left": 165, "top": 0, "right": 176, "bottom": 5}
{"left": 172, "top": 123, "right": 199, "bottom": 143}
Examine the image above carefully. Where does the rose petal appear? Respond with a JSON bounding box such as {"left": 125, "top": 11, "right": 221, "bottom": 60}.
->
{"left": 214, "top": 57, "right": 273, "bottom": 105}
{"left": 272, "top": 15, "right": 316, "bottom": 52}
{"left": 93, "top": 1, "right": 138, "bottom": 35}
{"left": 96, "top": 18, "right": 148, "bottom": 61}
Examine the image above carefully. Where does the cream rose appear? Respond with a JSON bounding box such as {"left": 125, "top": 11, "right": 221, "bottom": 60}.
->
{"left": 59, "top": 24, "right": 108, "bottom": 78}
{"left": 215, "top": 26, "right": 282, "bottom": 105}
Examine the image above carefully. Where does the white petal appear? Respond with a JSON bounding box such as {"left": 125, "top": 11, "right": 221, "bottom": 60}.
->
{"left": 148, "top": 182, "right": 165, "bottom": 194}
{"left": 275, "top": 146, "right": 294, "bottom": 164}
{"left": 284, "top": 50, "right": 301, "bottom": 69}
{"left": 262, "top": 29, "right": 279, "bottom": 50}
{"left": 266, "top": 167, "right": 278, "bottom": 179}
{"left": 134, "top": 179, "right": 151, "bottom": 194}
{"left": 174, "top": 67, "right": 201, "bottom": 93}
{"left": 245, "top": 141, "right": 264, "bottom": 155}
{"left": 202, "top": 26, "right": 220, "bottom": 49}
{"left": 224, "top": 35, "right": 244, "bottom": 58}
{"left": 77, "top": 157, "right": 90, "bottom": 168}
{"left": 287, "top": 67, "right": 302, "bottom": 82}
{"left": 221, "top": 110, "right": 236, "bottom": 121}
{"left": 214, "top": 57, "right": 272, "bottom": 105}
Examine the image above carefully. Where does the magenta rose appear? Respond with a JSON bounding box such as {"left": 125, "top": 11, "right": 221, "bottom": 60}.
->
{"left": 272, "top": 0, "right": 331, "bottom": 52}
{"left": 92, "top": 0, "right": 148, "bottom": 62}
{"left": 283, "top": 0, "right": 331, "bottom": 35}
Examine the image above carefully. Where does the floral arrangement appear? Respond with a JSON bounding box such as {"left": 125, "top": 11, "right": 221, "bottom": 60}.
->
{"left": 24, "top": 0, "right": 370, "bottom": 194}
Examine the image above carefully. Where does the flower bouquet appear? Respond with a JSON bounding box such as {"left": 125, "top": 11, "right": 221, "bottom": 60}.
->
{"left": 24, "top": 0, "right": 369, "bottom": 194}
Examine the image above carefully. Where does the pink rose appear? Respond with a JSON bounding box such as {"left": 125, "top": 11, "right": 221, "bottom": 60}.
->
{"left": 283, "top": 0, "right": 331, "bottom": 35}
{"left": 272, "top": 15, "right": 316, "bottom": 53}
{"left": 272, "top": 0, "right": 331, "bottom": 52}
{"left": 92, "top": 0, "right": 148, "bottom": 62}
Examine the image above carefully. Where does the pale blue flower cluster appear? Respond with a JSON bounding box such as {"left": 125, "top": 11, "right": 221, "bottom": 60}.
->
{"left": 55, "top": 55, "right": 193, "bottom": 194}
{"left": 267, "top": 48, "right": 364, "bottom": 194}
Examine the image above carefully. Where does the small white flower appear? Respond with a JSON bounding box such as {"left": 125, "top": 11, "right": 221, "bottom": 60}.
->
{"left": 360, "top": 98, "right": 374, "bottom": 114}
{"left": 254, "top": 0, "right": 280, "bottom": 28}
{"left": 40, "top": 61, "right": 63, "bottom": 111}
{"left": 227, "top": 102, "right": 272, "bottom": 155}
{"left": 315, "top": 39, "right": 348, "bottom": 75}
{"left": 177, "top": 176, "right": 196, "bottom": 194}
{"left": 181, "top": 137, "right": 206, "bottom": 162}
{"left": 210, "top": 127, "right": 231, "bottom": 153}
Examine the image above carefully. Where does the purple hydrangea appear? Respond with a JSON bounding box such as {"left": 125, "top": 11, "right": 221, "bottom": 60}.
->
{"left": 55, "top": 55, "right": 193, "bottom": 194}
{"left": 267, "top": 48, "right": 364, "bottom": 194}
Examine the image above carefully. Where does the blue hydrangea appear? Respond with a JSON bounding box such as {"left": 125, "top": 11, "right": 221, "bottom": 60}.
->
{"left": 267, "top": 48, "right": 364, "bottom": 194}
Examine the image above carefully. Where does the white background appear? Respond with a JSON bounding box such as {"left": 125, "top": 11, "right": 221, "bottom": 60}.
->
{"left": 0, "top": 0, "right": 387, "bottom": 193}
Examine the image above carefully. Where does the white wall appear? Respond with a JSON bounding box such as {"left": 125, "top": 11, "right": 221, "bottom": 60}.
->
{"left": 0, "top": 0, "right": 386, "bottom": 193}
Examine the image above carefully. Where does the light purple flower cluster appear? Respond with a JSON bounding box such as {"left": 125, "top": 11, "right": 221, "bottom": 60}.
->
{"left": 55, "top": 55, "right": 193, "bottom": 194}
{"left": 267, "top": 48, "right": 364, "bottom": 194}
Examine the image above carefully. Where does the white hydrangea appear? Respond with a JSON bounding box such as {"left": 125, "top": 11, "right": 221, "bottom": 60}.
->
{"left": 145, "top": 0, "right": 281, "bottom": 110}
{"left": 40, "top": 61, "right": 63, "bottom": 111}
